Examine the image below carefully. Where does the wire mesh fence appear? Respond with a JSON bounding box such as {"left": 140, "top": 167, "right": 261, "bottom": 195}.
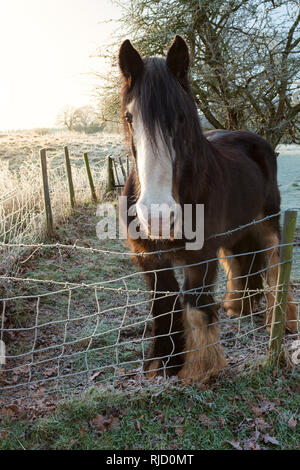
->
{"left": 0, "top": 147, "right": 110, "bottom": 275}
{"left": 0, "top": 208, "right": 299, "bottom": 406}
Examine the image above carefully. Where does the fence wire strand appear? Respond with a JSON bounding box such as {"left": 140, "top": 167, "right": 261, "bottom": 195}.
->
{"left": 0, "top": 150, "right": 299, "bottom": 405}
{"left": 0, "top": 218, "right": 299, "bottom": 405}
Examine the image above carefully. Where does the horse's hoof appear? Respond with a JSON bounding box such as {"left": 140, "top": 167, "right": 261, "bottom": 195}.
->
{"left": 285, "top": 301, "right": 298, "bottom": 333}
{"left": 144, "top": 360, "right": 161, "bottom": 380}
{"left": 225, "top": 308, "right": 240, "bottom": 318}
{"left": 265, "top": 299, "right": 298, "bottom": 333}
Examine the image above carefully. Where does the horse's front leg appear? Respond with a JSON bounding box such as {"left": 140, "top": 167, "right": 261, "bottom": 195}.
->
{"left": 178, "top": 260, "right": 227, "bottom": 383}
{"left": 141, "top": 264, "right": 185, "bottom": 379}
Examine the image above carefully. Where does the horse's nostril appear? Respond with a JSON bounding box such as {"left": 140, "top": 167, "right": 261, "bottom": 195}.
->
{"left": 169, "top": 211, "right": 176, "bottom": 229}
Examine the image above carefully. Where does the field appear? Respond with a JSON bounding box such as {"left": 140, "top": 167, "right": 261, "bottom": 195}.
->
{"left": 0, "top": 129, "right": 125, "bottom": 171}
{"left": 0, "top": 130, "right": 299, "bottom": 450}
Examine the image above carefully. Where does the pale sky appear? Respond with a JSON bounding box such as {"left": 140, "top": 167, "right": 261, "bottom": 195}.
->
{"left": 0, "top": 0, "right": 121, "bottom": 130}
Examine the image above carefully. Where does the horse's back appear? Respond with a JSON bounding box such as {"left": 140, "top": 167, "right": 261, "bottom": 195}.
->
{"left": 205, "top": 129, "right": 280, "bottom": 226}
{"left": 205, "top": 129, "right": 277, "bottom": 179}
{"left": 205, "top": 129, "right": 232, "bottom": 141}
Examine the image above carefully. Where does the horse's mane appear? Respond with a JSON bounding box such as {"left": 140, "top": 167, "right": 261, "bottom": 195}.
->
{"left": 122, "top": 58, "right": 207, "bottom": 164}
{"left": 121, "top": 56, "right": 225, "bottom": 203}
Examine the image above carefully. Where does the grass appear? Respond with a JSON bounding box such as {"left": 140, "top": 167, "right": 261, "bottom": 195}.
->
{"left": 0, "top": 129, "right": 125, "bottom": 275}
{"left": 0, "top": 134, "right": 299, "bottom": 450}
{"left": 1, "top": 205, "right": 299, "bottom": 427}
{"left": 0, "top": 129, "right": 125, "bottom": 171}
{"left": 1, "top": 204, "right": 149, "bottom": 392}
{"left": 0, "top": 367, "right": 299, "bottom": 450}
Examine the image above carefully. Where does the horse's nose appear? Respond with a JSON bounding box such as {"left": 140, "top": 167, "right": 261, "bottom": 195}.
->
{"left": 136, "top": 199, "right": 179, "bottom": 239}
{"left": 147, "top": 210, "right": 175, "bottom": 237}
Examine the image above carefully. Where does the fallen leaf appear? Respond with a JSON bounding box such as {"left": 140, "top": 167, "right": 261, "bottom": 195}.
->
{"left": 90, "top": 371, "right": 102, "bottom": 381}
{"left": 89, "top": 414, "right": 111, "bottom": 432}
{"left": 174, "top": 416, "right": 184, "bottom": 425}
{"left": 287, "top": 417, "right": 297, "bottom": 430}
{"left": 43, "top": 367, "right": 57, "bottom": 377}
{"left": 199, "top": 413, "right": 213, "bottom": 427}
{"left": 244, "top": 438, "right": 261, "bottom": 451}
{"left": 218, "top": 416, "right": 225, "bottom": 428}
{"left": 262, "top": 434, "right": 280, "bottom": 445}
{"left": 0, "top": 404, "right": 20, "bottom": 416}
{"left": 224, "top": 440, "right": 243, "bottom": 450}
{"left": 156, "top": 412, "right": 165, "bottom": 424}
{"left": 251, "top": 406, "right": 263, "bottom": 416}
{"left": 69, "top": 439, "right": 79, "bottom": 446}
{"left": 251, "top": 399, "right": 276, "bottom": 417}
{"left": 135, "top": 419, "right": 142, "bottom": 433}
{"left": 110, "top": 416, "right": 120, "bottom": 430}
{"left": 255, "top": 417, "right": 270, "bottom": 431}
{"left": 176, "top": 425, "right": 184, "bottom": 436}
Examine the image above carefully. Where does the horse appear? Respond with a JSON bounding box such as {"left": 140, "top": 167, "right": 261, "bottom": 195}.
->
{"left": 118, "top": 35, "right": 297, "bottom": 383}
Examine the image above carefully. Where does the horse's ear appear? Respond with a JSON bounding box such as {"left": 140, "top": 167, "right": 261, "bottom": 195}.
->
{"left": 119, "top": 39, "right": 144, "bottom": 86}
{"left": 166, "top": 35, "right": 190, "bottom": 80}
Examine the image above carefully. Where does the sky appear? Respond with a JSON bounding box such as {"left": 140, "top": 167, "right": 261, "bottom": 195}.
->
{"left": 0, "top": 0, "right": 121, "bottom": 130}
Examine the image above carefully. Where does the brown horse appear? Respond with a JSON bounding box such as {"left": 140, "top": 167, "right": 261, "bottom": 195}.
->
{"left": 118, "top": 35, "right": 297, "bottom": 382}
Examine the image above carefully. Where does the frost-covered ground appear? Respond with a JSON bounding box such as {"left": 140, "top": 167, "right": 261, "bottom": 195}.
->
{"left": 0, "top": 132, "right": 298, "bottom": 415}
{"left": 0, "top": 130, "right": 299, "bottom": 238}
{"left": 277, "top": 144, "right": 300, "bottom": 217}
{"left": 0, "top": 129, "right": 125, "bottom": 171}
{"left": 0, "top": 130, "right": 298, "bottom": 195}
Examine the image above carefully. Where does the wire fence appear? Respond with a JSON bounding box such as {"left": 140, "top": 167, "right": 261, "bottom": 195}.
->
{"left": 0, "top": 148, "right": 130, "bottom": 276}
{"left": 0, "top": 206, "right": 299, "bottom": 406}
{"left": 0, "top": 146, "right": 299, "bottom": 406}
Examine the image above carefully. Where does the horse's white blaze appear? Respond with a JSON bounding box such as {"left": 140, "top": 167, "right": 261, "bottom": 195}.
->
{"left": 129, "top": 101, "right": 179, "bottom": 238}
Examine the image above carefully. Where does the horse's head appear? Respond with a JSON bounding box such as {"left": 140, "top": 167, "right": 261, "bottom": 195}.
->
{"left": 119, "top": 35, "right": 197, "bottom": 240}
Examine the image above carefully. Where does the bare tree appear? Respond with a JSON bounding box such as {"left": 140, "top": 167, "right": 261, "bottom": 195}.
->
{"left": 56, "top": 105, "right": 79, "bottom": 131}
{"left": 56, "top": 105, "right": 102, "bottom": 133}
{"left": 93, "top": 66, "right": 122, "bottom": 127}
{"left": 97, "top": 0, "right": 300, "bottom": 147}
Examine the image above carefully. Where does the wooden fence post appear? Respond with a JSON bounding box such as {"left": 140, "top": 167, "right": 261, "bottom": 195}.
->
{"left": 118, "top": 157, "right": 127, "bottom": 182}
{"left": 267, "top": 209, "right": 297, "bottom": 366}
{"left": 106, "top": 155, "right": 115, "bottom": 192}
{"left": 112, "top": 158, "right": 120, "bottom": 186}
{"left": 83, "top": 153, "right": 97, "bottom": 203}
{"left": 64, "top": 146, "right": 76, "bottom": 209}
{"left": 40, "top": 148, "right": 55, "bottom": 238}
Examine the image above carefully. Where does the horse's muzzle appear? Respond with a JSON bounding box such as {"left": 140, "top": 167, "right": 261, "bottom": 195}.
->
{"left": 136, "top": 200, "right": 181, "bottom": 240}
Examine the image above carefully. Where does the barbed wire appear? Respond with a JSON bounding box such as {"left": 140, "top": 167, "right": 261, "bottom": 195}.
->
{"left": 0, "top": 231, "right": 299, "bottom": 404}
{"left": 1, "top": 211, "right": 299, "bottom": 260}
{"left": 0, "top": 151, "right": 299, "bottom": 404}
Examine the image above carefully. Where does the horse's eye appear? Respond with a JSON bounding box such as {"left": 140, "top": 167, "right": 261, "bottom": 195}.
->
{"left": 125, "top": 112, "right": 133, "bottom": 124}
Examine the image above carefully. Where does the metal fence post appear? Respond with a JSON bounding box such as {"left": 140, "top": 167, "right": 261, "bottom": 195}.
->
{"left": 40, "top": 148, "right": 55, "bottom": 238}
{"left": 83, "top": 153, "right": 97, "bottom": 203}
{"left": 267, "top": 208, "right": 297, "bottom": 366}
{"left": 64, "top": 146, "right": 76, "bottom": 209}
